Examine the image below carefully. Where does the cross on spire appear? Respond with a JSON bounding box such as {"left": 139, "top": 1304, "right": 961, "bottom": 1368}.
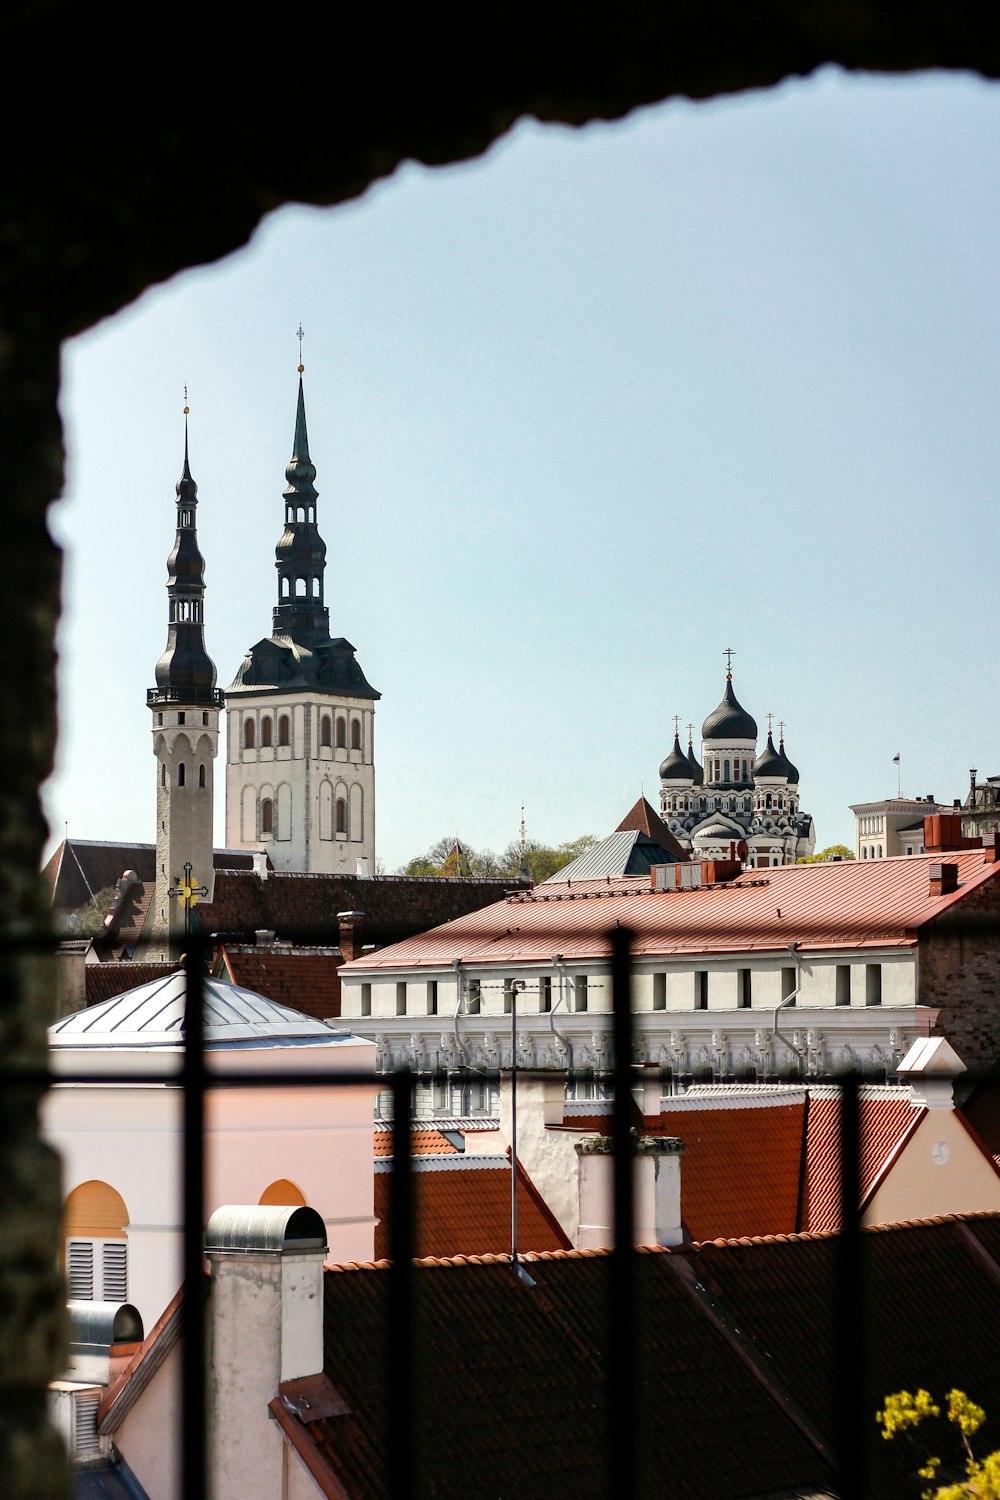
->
{"left": 672, "top": 714, "right": 681, "bottom": 737}
{"left": 777, "top": 719, "right": 786, "bottom": 743}
{"left": 686, "top": 722, "right": 695, "bottom": 744}
{"left": 767, "top": 711, "right": 774, "bottom": 736}
{"left": 723, "top": 646, "right": 735, "bottom": 679}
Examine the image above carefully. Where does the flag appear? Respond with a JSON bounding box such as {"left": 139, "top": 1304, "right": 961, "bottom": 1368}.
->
{"left": 892, "top": 753, "right": 900, "bottom": 765}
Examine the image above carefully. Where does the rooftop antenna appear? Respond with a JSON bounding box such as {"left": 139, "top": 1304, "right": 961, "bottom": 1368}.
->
{"left": 509, "top": 979, "right": 535, "bottom": 1287}
{"left": 519, "top": 802, "right": 526, "bottom": 857}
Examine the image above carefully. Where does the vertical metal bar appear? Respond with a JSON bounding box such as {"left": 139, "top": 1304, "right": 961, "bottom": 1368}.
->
{"left": 610, "top": 925, "right": 636, "bottom": 1499}
{"left": 511, "top": 984, "right": 519, "bottom": 1265}
{"left": 181, "top": 939, "right": 208, "bottom": 1500}
{"left": 388, "top": 1067, "right": 415, "bottom": 1500}
{"left": 835, "top": 1069, "right": 864, "bottom": 1500}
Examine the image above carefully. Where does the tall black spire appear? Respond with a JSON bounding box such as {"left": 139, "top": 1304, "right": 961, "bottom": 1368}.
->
{"left": 149, "top": 417, "right": 221, "bottom": 706}
{"left": 272, "top": 374, "right": 330, "bottom": 644}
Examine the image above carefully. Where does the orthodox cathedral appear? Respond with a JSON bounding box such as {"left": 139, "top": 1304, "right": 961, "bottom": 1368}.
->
{"left": 658, "top": 657, "right": 814, "bottom": 868}
{"left": 147, "top": 366, "right": 379, "bottom": 952}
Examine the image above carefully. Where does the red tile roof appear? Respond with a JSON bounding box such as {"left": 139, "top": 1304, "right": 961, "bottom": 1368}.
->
{"left": 802, "top": 1087, "right": 920, "bottom": 1232}
{"left": 344, "top": 849, "right": 1000, "bottom": 970}
{"left": 217, "top": 944, "right": 343, "bottom": 1020}
{"left": 85, "top": 962, "right": 177, "bottom": 1006}
{"left": 271, "top": 1215, "right": 1000, "bottom": 1500}
{"left": 372, "top": 1127, "right": 458, "bottom": 1158}
{"left": 616, "top": 795, "right": 689, "bottom": 862}
{"left": 653, "top": 1095, "right": 806, "bottom": 1241}
{"left": 373, "top": 1155, "right": 570, "bottom": 1260}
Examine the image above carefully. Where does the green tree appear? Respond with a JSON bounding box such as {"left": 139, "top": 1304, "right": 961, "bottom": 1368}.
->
{"left": 878, "top": 1389, "right": 1000, "bottom": 1498}
{"left": 64, "top": 885, "right": 119, "bottom": 937}
{"left": 798, "top": 844, "right": 855, "bottom": 864}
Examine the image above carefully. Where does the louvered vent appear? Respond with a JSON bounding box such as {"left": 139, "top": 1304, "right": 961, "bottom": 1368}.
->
{"left": 74, "top": 1394, "right": 100, "bottom": 1457}
{"left": 67, "top": 1240, "right": 94, "bottom": 1301}
{"left": 102, "top": 1242, "right": 127, "bottom": 1303}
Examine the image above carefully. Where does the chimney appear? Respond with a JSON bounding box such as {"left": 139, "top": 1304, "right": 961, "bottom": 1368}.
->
{"left": 897, "top": 1036, "right": 966, "bottom": 1110}
{"left": 252, "top": 850, "right": 269, "bottom": 880}
{"left": 255, "top": 929, "right": 276, "bottom": 946}
{"left": 984, "top": 833, "right": 998, "bottom": 865}
{"left": 206, "top": 1205, "right": 328, "bottom": 1500}
{"left": 337, "top": 910, "right": 365, "bottom": 961}
{"left": 575, "top": 1135, "right": 684, "bottom": 1250}
{"left": 929, "top": 861, "right": 959, "bottom": 897}
{"left": 924, "top": 815, "right": 965, "bottom": 854}
{"left": 356, "top": 856, "right": 370, "bottom": 878}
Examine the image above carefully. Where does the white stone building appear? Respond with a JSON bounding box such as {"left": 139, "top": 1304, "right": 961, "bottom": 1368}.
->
{"left": 850, "top": 794, "right": 948, "bottom": 859}
{"left": 658, "top": 662, "right": 814, "bottom": 867}
{"left": 225, "top": 374, "right": 379, "bottom": 874}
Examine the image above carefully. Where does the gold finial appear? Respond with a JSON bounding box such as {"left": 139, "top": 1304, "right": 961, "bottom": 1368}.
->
{"left": 296, "top": 324, "right": 305, "bottom": 374}
{"left": 183, "top": 383, "right": 189, "bottom": 416}
{"left": 723, "top": 646, "right": 735, "bottom": 680}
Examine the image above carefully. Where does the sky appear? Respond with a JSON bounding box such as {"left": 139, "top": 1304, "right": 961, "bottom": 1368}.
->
{"left": 46, "top": 66, "right": 1000, "bottom": 872}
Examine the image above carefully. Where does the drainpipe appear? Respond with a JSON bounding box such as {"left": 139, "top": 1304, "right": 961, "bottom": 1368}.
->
{"left": 772, "top": 941, "right": 804, "bottom": 1067}
{"left": 550, "top": 955, "right": 573, "bottom": 1074}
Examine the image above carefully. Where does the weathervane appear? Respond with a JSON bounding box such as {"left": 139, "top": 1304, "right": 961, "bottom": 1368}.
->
{"left": 296, "top": 324, "right": 305, "bottom": 374}
{"left": 168, "top": 861, "right": 208, "bottom": 940}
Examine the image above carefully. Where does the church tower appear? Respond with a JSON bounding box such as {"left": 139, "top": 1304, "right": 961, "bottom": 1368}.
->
{"left": 147, "top": 416, "right": 222, "bottom": 956}
{"left": 225, "top": 362, "right": 380, "bottom": 873}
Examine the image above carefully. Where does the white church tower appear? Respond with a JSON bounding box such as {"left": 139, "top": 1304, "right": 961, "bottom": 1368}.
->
{"left": 147, "top": 415, "right": 222, "bottom": 957}
{"left": 225, "top": 362, "right": 380, "bottom": 873}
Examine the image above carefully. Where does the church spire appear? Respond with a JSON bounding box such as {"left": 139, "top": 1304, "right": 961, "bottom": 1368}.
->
{"left": 273, "top": 361, "right": 330, "bottom": 644}
{"left": 150, "top": 407, "right": 220, "bottom": 705}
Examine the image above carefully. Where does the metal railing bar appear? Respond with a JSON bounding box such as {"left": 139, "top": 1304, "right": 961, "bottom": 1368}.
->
{"left": 835, "top": 1069, "right": 864, "bottom": 1500}
{"left": 610, "top": 925, "right": 637, "bottom": 1499}
{"left": 181, "top": 945, "right": 208, "bottom": 1500}
{"left": 388, "top": 1067, "right": 415, "bottom": 1500}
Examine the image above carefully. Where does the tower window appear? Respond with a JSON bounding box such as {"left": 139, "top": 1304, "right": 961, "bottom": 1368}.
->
{"left": 278, "top": 714, "right": 290, "bottom": 747}
{"left": 351, "top": 719, "right": 362, "bottom": 751}
{"left": 295, "top": 577, "right": 306, "bottom": 597}
{"left": 261, "top": 798, "right": 273, "bottom": 836}
{"left": 198, "top": 764, "right": 205, "bottom": 788}
{"left": 161, "top": 764, "right": 166, "bottom": 787}
{"left": 178, "top": 763, "right": 185, "bottom": 787}
{"left": 178, "top": 711, "right": 185, "bottom": 725}
{"left": 308, "top": 506, "right": 314, "bottom": 522}
{"left": 261, "top": 716, "right": 273, "bottom": 748}
{"left": 244, "top": 719, "right": 255, "bottom": 750}
{"left": 336, "top": 717, "right": 346, "bottom": 749}
{"left": 321, "top": 715, "right": 332, "bottom": 747}
{"left": 281, "top": 577, "right": 290, "bottom": 598}
{"left": 297, "top": 507, "right": 305, "bottom": 522}
{"left": 335, "top": 797, "right": 347, "bottom": 835}
{"left": 202, "top": 712, "right": 208, "bottom": 726}
{"left": 312, "top": 578, "right": 320, "bottom": 597}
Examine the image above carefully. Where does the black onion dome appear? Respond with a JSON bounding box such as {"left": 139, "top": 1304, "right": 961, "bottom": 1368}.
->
{"left": 151, "top": 431, "right": 219, "bottom": 701}
{"left": 753, "top": 733, "right": 786, "bottom": 779}
{"left": 686, "top": 739, "right": 704, "bottom": 786}
{"left": 659, "top": 733, "right": 693, "bottom": 782}
{"left": 702, "top": 676, "right": 758, "bottom": 742}
{"left": 778, "top": 738, "right": 799, "bottom": 785}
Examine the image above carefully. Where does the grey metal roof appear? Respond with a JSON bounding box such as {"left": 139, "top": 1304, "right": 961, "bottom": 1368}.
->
{"left": 49, "top": 971, "right": 347, "bottom": 1049}
{"left": 545, "top": 829, "right": 681, "bottom": 883}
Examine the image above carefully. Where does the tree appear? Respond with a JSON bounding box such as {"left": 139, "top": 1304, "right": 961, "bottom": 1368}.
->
{"left": 64, "top": 885, "right": 119, "bottom": 938}
{"left": 877, "top": 1389, "right": 1000, "bottom": 1498}
{"left": 798, "top": 844, "right": 855, "bottom": 864}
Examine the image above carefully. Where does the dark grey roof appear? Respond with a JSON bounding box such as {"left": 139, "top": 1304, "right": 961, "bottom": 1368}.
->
{"left": 659, "top": 733, "right": 693, "bottom": 782}
{"left": 753, "top": 733, "right": 786, "bottom": 780}
{"left": 702, "top": 676, "right": 758, "bottom": 743}
{"left": 778, "top": 738, "right": 799, "bottom": 784}
{"left": 76, "top": 1459, "right": 149, "bottom": 1500}
{"left": 227, "top": 633, "right": 380, "bottom": 700}
{"left": 686, "top": 740, "right": 704, "bottom": 786}
{"left": 545, "top": 829, "right": 681, "bottom": 882}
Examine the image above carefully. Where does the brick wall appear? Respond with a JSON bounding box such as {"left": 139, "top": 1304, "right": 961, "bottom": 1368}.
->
{"left": 919, "top": 874, "right": 1000, "bottom": 1067}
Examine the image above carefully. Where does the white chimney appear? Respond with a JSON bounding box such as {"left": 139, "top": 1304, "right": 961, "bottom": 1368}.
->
{"left": 575, "top": 1135, "right": 684, "bottom": 1250}
{"left": 206, "top": 1206, "right": 328, "bottom": 1500}
{"left": 356, "top": 856, "right": 370, "bottom": 878}
{"left": 252, "top": 851, "right": 269, "bottom": 880}
{"left": 897, "top": 1036, "right": 966, "bottom": 1110}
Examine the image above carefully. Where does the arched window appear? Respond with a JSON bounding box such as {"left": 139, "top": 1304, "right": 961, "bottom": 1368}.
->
{"left": 178, "top": 763, "right": 185, "bottom": 787}
{"left": 724, "top": 759, "right": 731, "bottom": 782}
{"left": 259, "top": 1179, "right": 307, "bottom": 1207}
{"left": 278, "top": 714, "right": 290, "bottom": 747}
{"left": 63, "top": 1181, "right": 129, "bottom": 1302}
{"left": 351, "top": 719, "right": 361, "bottom": 751}
{"left": 308, "top": 506, "right": 314, "bottom": 522}
{"left": 281, "top": 577, "right": 290, "bottom": 597}
{"left": 244, "top": 718, "right": 255, "bottom": 750}
{"left": 261, "top": 716, "right": 272, "bottom": 748}
{"left": 297, "top": 507, "right": 305, "bottom": 522}
{"left": 198, "top": 764, "right": 205, "bottom": 788}
{"left": 295, "top": 577, "right": 306, "bottom": 597}
{"left": 261, "top": 798, "right": 273, "bottom": 835}
{"left": 336, "top": 797, "right": 347, "bottom": 836}
{"left": 312, "top": 577, "right": 320, "bottom": 597}
{"left": 321, "top": 715, "right": 332, "bottom": 747}
{"left": 336, "top": 717, "right": 346, "bottom": 748}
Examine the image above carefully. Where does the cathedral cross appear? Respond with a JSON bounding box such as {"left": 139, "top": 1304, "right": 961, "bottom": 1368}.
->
{"left": 168, "top": 861, "right": 208, "bottom": 940}
{"left": 723, "top": 646, "right": 735, "bottom": 678}
{"left": 777, "top": 719, "right": 786, "bottom": 743}
{"left": 672, "top": 714, "right": 681, "bottom": 737}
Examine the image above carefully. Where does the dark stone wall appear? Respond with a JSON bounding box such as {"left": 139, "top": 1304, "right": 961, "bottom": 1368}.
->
{"left": 920, "top": 873, "right": 1000, "bottom": 1067}
{"left": 2, "top": 6, "right": 997, "bottom": 1493}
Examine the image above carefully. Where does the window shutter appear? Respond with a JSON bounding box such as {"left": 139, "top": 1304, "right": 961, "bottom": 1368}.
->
{"left": 67, "top": 1240, "right": 94, "bottom": 1301}
{"left": 73, "top": 1393, "right": 100, "bottom": 1457}
{"left": 102, "top": 1241, "right": 127, "bottom": 1303}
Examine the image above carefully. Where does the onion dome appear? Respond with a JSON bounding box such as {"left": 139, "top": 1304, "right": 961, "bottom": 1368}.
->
{"left": 778, "top": 735, "right": 799, "bottom": 785}
{"left": 702, "top": 673, "right": 758, "bottom": 743}
{"left": 686, "top": 736, "right": 704, "bottom": 786}
{"left": 753, "top": 732, "right": 786, "bottom": 780}
{"left": 659, "top": 733, "right": 693, "bottom": 782}
{"left": 150, "top": 425, "right": 220, "bottom": 705}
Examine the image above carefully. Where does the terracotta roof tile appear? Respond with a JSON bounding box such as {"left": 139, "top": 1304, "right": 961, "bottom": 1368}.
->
{"left": 85, "top": 962, "right": 177, "bottom": 1006}
{"left": 656, "top": 1097, "right": 806, "bottom": 1241}
{"left": 373, "top": 1155, "right": 570, "bottom": 1260}
{"left": 372, "top": 1127, "right": 458, "bottom": 1158}
{"left": 218, "top": 944, "right": 343, "bottom": 1020}
{"left": 615, "top": 795, "right": 690, "bottom": 862}
{"left": 802, "top": 1087, "right": 920, "bottom": 1231}
{"left": 344, "top": 850, "right": 1000, "bottom": 970}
